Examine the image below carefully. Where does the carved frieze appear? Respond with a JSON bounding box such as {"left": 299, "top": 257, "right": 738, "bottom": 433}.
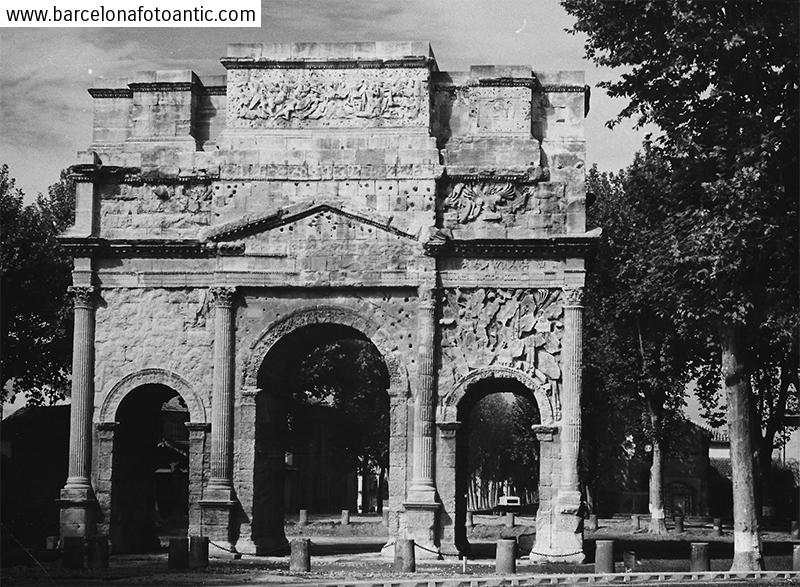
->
{"left": 227, "top": 69, "right": 427, "bottom": 128}
{"left": 443, "top": 182, "right": 530, "bottom": 223}
{"left": 440, "top": 288, "right": 564, "bottom": 411}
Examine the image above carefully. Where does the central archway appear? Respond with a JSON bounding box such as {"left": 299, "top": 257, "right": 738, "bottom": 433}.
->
{"left": 242, "top": 307, "right": 408, "bottom": 555}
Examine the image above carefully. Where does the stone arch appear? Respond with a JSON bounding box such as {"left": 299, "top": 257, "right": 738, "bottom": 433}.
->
{"left": 98, "top": 368, "right": 207, "bottom": 424}
{"left": 242, "top": 305, "right": 409, "bottom": 397}
{"left": 439, "top": 366, "right": 554, "bottom": 426}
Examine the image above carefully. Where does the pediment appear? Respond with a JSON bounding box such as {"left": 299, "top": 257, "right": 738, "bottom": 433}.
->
{"left": 200, "top": 201, "right": 419, "bottom": 243}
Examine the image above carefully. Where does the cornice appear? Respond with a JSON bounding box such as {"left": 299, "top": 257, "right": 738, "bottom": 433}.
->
{"left": 220, "top": 56, "right": 434, "bottom": 70}
{"left": 434, "top": 235, "right": 600, "bottom": 258}
{"left": 88, "top": 88, "right": 134, "bottom": 99}
{"left": 128, "top": 81, "right": 197, "bottom": 93}
{"left": 540, "top": 84, "right": 588, "bottom": 93}
{"left": 58, "top": 237, "right": 243, "bottom": 258}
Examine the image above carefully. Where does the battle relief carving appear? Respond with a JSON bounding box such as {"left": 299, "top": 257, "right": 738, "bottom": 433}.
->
{"left": 443, "top": 182, "right": 531, "bottom": 223}
{"left": 440, "top": 288, "right": 564, "bottom": 416}
{"left": 227, "top": 69, "right": 426, "bottom": 128}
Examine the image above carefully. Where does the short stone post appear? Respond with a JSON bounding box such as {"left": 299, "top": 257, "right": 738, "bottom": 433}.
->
{"left": 674, "top": 516, "right": 684, "bottom": 533}
{"left": 466, "top": 511, "right": 474, "bottom": 528}
{"left": 298, "top": 509, "right": 308, "bottom": 526}
{"left": 793, "top": 545, "right": 800, "bottom": 571}
{"left": 495, "top": 539, "right": 516, "bottom": 574}
{"left": 690, "top": 542, "right": 710, "bottom": 572}
{"left": 46, "top": 536, "right": 59, "bottom": 551}
{"left": 394, "top": 538, "right": 415, "bottom": 572}
{"left": 189, "top": 536, "right": 209, "bottom": 570}
{"left": 289, "top": 538, "right": 311, "bottom": 572}
{"left": 631, "top": 514, "right": 640, "bottom": 530}
{"left": 62, "top": 536, "right": 84, "bottom": 569}
{"left": 168, "top": 537, "right": 189, "bottom": 569}
{"left": 622, "top": 550, "right": 636, "bottom": 572}
{"left": 504, "top": 512, "right": 515, "bottom": 528}
{"left": 595, "top": 540, "right": 614, "bottom": 574}
{"left": 790, "top": 520, "right": 799, "bottom": 539}
{"left": 587, "top": 514, "right": 598, "bottom": 531}
{"left": 382, "top": 509, "right": 389, "bottom": 526}
{"left": 341, "top": 509, "right": 350, "bottom": 525}
{"left": 87, "top": 535, "right": 109, "bottom": 569}
{"left": 712, "top": 518, "right": 722, "bottom": 536}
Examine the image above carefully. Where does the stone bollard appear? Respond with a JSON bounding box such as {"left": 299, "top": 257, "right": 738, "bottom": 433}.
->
{"left": 691, "top": 542, "right": 710, "bottom": 572}
{"left": 289, "top": 538, "right": 311, "bottom": 572}
{"left": 298, "top": 509, "right": 308, "bottom": 526}
{"left": 495, "top": 539, "right": 516, "bottom": 574}
{"left": 504, "top": 512, "right": 515, "bottom": 528}
{"left": 189, "top": 536, "right": 209, "bottom": 570}
{"left": 394, "top": 538, "right": 415, "bottom": 572}
{"left": 87, "top": 535, "right": 109, "bottom": 569}
{"left": 712, "top": 518, "right": 722, "bottom": 536}
{"left": 674, "top": 516, "right": 684, "bottom": 533}
{"left": 466, "top": 511, "right": 474, "bottom": 528}
{"left": 341, "top": 509, "right": 350, "bottom": 525}
{"left": 46, "top": 536, "right": 59, "bottom": 551}
{"left": 595, "top": 540, "right": 614, "bottom": 574}
{"left": 587, "top": 514, "right": 598, "bottom": 531}
{"left": 631, "top": 514, "right": 640, "bottom": 530}
{"left": 623, "top": 550, "right": 636, "bottom": 572}
{"left": 793, "top": 545, "right": 800, "bottom": 572}
{"left": 382, "top": 509, "right": 390, "bottom": 526}
{"left": 791, "top": 520, "right": 799, "bottom": 539}
{"left": 62, "top": 536, "right": 85, "bottom": 569}
{"left": 168, "top": 537, "right": 190, "bottom": 569}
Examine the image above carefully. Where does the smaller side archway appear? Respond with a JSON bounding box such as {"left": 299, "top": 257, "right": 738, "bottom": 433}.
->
{"left": 94, "top": 369, "right": 208, "bottom": 552}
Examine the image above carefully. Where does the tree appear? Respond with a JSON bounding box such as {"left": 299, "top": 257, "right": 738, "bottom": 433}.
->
{"left": 1, "top": 166, "right": 75, "bottom": 406}
{"left": 585, "top": 158, "right": 692, "bottom": 533}
{"left": 564, "top": 0, "right": 799, "bottom": 569}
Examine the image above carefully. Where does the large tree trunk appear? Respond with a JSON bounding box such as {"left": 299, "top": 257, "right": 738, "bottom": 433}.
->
{"left": 647, "top": 410, "right": 667, "bottom": 534}
{"left": 376, "top": 466, "right": 385, "bottom": 514}
{"left": 721, "top": 326, "right": 764, "bottom": 571}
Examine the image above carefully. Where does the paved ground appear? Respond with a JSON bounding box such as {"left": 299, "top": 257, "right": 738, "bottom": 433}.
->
{"left": 3, "top": 517, "right": 798, "bottom": 586}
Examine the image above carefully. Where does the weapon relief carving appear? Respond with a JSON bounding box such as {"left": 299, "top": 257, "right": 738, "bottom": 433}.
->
{"left": 443, "top": 182, "right": 532, "bottom": 223}
{"left": 228, "top": 70, "right": 424, "bottom": 127}
{"left": 440, "top": 288, "right": 564, "bottom": 404}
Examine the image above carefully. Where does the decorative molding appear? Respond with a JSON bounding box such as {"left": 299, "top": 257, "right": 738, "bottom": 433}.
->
{"left": 58, "top": 237, "right": 243, "bottom": 258}
{"left": 98, "top": 368, "right": 207, "bottom": 424}
{"left": 88, "top": 88, "right": 134, "bottom": 99}
{"left": 221, "top": 57, "right": 433, "bottom": 70}
{"left": 539, "top": 84, "right": 588, "bottom": 93}
{"left": 128, "top": 82, "right": 196, "bottom": 93}
{"left": 185, "top": 422, "right": 211, "bottom": 432}
{"left": 429, "top": 236, "right": 599, "bottom": 259}
{"left": 477, "top": 77, "right": 539, "bottom": 88}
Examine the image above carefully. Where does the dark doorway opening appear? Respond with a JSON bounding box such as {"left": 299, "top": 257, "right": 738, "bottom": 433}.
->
{"left": 253, "top": 323, "right": 390, "bottom": 554}
{"left": 111, "top": 384, "right": 189, "bottom": 553}
{"left": 455, "top": 377, "right": 540, "bottom": 554}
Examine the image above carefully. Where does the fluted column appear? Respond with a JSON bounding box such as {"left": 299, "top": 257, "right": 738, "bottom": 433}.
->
{"left": 60, "top": 285, "right": 98, "bottom": 540}
{"left": 559, "top": 286, "right": 583, "bottom": 495}
{"left": 408, "top": 284, "right": 437, "bottom": 502}
{"left": 64, "top": 285, "right": 97, "bottom": 490}
{"left": 207, "top": 286, "right": 236, "bottom": 495}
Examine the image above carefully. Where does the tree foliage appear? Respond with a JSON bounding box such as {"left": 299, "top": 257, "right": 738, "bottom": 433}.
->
{"left": 1, "top": 166, "right": 75, "bottom": 405}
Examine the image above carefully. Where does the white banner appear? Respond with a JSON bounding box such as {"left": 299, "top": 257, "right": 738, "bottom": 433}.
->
{"left": 1, "top": 0, "right": 260, "bottom": 27}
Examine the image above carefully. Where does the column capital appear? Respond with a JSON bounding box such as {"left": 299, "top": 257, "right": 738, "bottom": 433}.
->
{"left": 68, "top": 285, "right": 98, "bottom": 309}
{"left": 562, "top": 286, "right": 584, "bottom": 307}
{"left": 210, "top": 286, "right": 237, "bottom": 308}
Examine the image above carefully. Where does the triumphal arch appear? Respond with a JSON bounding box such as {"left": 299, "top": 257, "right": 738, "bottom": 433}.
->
{"left": 58, "top": 42, "right": 596, "bottom": 562}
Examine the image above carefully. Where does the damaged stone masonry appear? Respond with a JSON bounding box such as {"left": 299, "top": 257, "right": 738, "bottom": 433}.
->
{"left": 58, "top": 42, "right": 598, "bottom": 562}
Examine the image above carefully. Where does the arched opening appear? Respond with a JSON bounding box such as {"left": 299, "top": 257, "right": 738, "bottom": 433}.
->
{"left": 252, "top": 323, "right": 390, "bottom": 553}
{"left": 111, "top": 384, "right": 189, "bottom": 553}
{"left": 455, "top": 377, "right": 541, "bottom": 554}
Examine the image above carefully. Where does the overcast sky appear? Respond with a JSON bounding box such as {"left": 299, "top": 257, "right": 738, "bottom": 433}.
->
{"left": 0, "top": 0, "right": 651, "bottom": 199}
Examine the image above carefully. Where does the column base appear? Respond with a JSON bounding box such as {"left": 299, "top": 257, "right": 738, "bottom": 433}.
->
{"left": 402, "top": 501, "right": 441, "bottom": 559}
{"left": 529, "top": 491, "right": 585, "bottom": 564}
{"left": 59, "top": 486, "right": 97, "bottom": 540}
{"left": 199, "top": 498, "right": 239, "bottom": 558}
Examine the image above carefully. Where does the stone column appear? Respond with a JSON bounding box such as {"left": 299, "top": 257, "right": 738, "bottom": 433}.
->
{"left": 551, "top": 286, "right": 585, "bottom": 561}
{"left": 60, "top": 285, "right": 98, "bottom": 539}
{"left": 200, "top": 286, "right": 239, "bottom": 557}
{"left": 234, "top": 387, "right": 259, "bottom": 554}
{"left": 404, "top": 283, "right": 440, "bottom": 557}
